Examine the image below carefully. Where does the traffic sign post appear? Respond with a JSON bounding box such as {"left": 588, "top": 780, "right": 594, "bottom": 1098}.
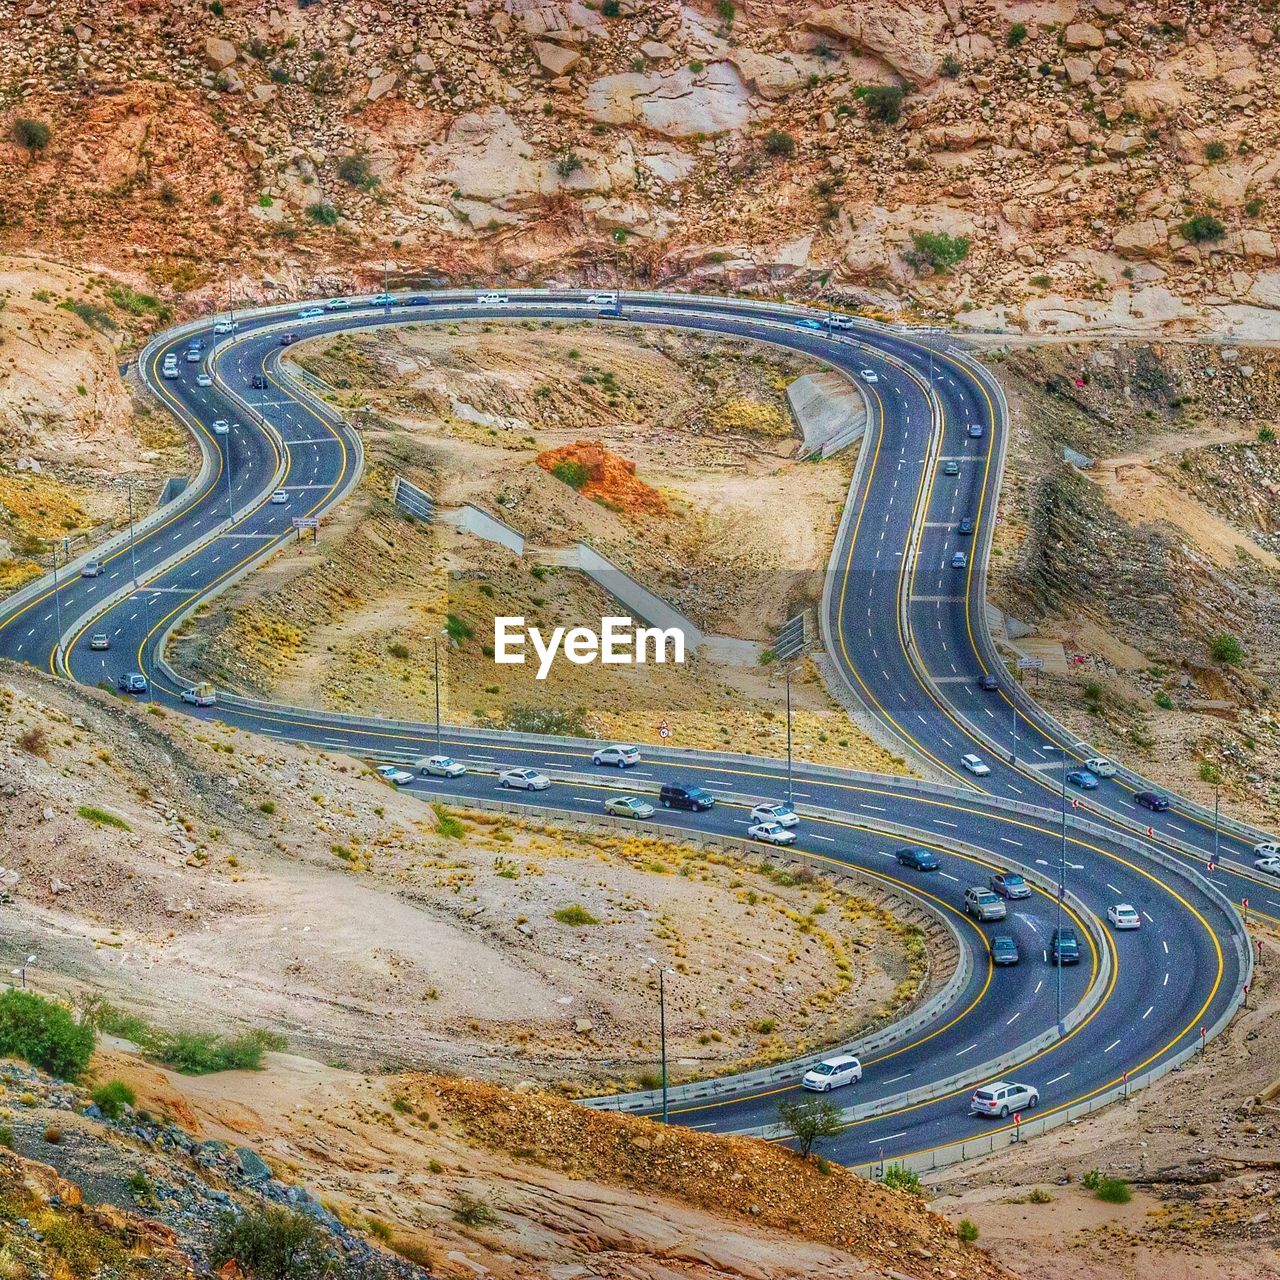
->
{"left": 1122, "top": 1069, "right": 1130, "bottom": 1101}
{"left": 657, "top": 719, "right": 670, "bottom": 740}
{"left": 292, "top": 515, "right": 320, "bottom": 543}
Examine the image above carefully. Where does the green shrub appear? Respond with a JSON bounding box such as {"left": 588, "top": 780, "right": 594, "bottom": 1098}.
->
{"left": 259, "top": 800, "right": 276, "bottom": 814}
{"left": 91, "top": 1079, "right": 136, "bottom": 1120}
{"left": 861, "top": 84, "right": 905, "bottom": 124}
{"left": 940, "top": 54, "right": 962, "bottom": 78}
{"left": 882, "top": 1163, "right": 924, "bottom": 1195}
{"left": 305, "top": 202, "right": 340, "bottom": 227}
{"left": 1179, "top": 214, "right": 1225, "bottom": 243}
{"left": 11, "top": 118, "right": 51, "bottom": 151}
{"left": 337, "top": 151, "right": 377, "bottom": 189}
{"left": 1210, "top": 634, "right": 1244, "bottom": 664}
{"left": 77, "top": 804, "right": 130, "bottom": 830}
{"left": 444, "top": 613, "right": 474, "bottom": 643}
{"left": 1083, "top": 1169, "right": 1131, "bottom": 1203}
{"left": 0, "top": 991, "right": 95, "bottom": 1081}
{"left": 715, "top": 0, "right": 735, "bottom": 23}
{"left": 555, "top": 149, "right": 584, "bottom": 178}
{"left": 387, "top": 641, "right": 410, "bottom": 660}
{"left": 551, "top": 459, "right": 591, "bottom": 489}
{"left": 0, "top": 1124, "right": 13, "bottom": 1148}
{"left": 904, "top": 229, "right": 970, "bottom": 273}
{"left": 453, "top": 1193, "right": 499, "bottom": 1227}
{"left": 210, "top": 1205, "right": 336, "bottom": 1279}
{"left": 601, "top": 0, "right": 621, "bottom": 14}
{"left": 1259, "top": 425, "right": 1276, "bottom": 443}
{"left": 1204, "top": 140, "right": 1227, "bottom": 162}
{"left": 432, "top": 804, "right": 465, "bottom": 840}
{"left": 150, "top": 1027, "right": 286, "bottom": 1075}
{"left": 777, "top": 1096, "right": 842, "bottom": 1158}
{"left": 1154, "top": 691, "right": 1173, "bottom": 710}
{"left": 764, "top": 130, "right": 796, "bottom": 158}
{"left": 957, "top": 1218, "right": 979, "bottom": 1242}
{"left": 1007, "top": 21, "right": 1028, "bottom": 45}
{"left": 554, "top": 904, "right": 599, "bottom": 926}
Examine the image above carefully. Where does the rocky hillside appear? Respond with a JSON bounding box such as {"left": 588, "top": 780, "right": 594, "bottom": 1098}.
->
{"left": 1, "top": 0, "right": 1276, "bottom": 333}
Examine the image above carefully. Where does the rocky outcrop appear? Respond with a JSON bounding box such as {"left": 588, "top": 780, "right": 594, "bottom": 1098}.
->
{"left": 584, "top": 65, "right": 751, "bottom": 136}
{"left": 802, "top": 3, "right": 945, "bottom": 87}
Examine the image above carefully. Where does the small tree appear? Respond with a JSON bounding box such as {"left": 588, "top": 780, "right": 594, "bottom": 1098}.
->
{"left": 555, "top": 148, "right": 584, "bottom": 178}
{"left": 764, "top": 130, "right": 796, "bottom": 158}
{"left": 904, "top": 229, "right": 971, "bottom": 273}
{"left": 1179, "top": 214, "right": 1225, "bottom": 243}
{"left": 862, "top": 84, "right": 905, "bottom": 124}
{"left": 1204, "top": 140, "right": 1227, "bottom": 162}
{"left": 882, "top": 1163, "right": 924, "bottom": 1195}
{"left": 337, "top": 151, "right": 377, "bottom": 190}
{"left": 1007, "top": 21, "right": 1028, "bottom": 45}
{"left": 777, "top": 1095, "right": 842, "bottom": 1158}
{"left": 0, "top": 991, "right": 95, "bottom": 1081}
{"left": 210, "top": 1206, "right": 336, "bottom": 1280}
{"left": 11, "top": 118, "right": 51, "bottom": 151}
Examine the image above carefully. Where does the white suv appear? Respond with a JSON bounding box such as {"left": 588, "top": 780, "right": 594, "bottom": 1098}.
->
{"left": 593, "top": 744, "right": 639, "bottom": 768}
{"left": 801, "top": 1055, "right": 862, "bottom": 1092}
{"left": 970, "top": 1080, "right": 1039, "bottom": 1118}
{"left": 1253, "top": 839, "right": 1280, "bottom": 860}
{"left": 961, "top": 754, "right": 991, "bottom": 776}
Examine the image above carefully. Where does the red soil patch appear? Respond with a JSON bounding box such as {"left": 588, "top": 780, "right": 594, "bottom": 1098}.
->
{"left": 536, "top": 439, "right": 668, "bottom": 515}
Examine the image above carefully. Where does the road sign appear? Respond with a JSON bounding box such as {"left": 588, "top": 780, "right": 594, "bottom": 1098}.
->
{"left": 1015, "top": 657, "right": 1044, "bottom": 671}
{"left": 291, "top": 516, "right": 320, "bottom": 530}
{"left": 657, "top": 719, "right": 671, "bottom": 739}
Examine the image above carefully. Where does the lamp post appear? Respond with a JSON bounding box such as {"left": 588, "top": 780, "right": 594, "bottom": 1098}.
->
{"left": 126, "top": 482, "right": 139, "bottom": 586}
{"left": 51, "top": 540, "right": 65, "bottom": 657}
{"left": 647, "top": 957, "right": 672, "bottom": 1124}
{"left": 785, "top": 666, "right": 794, "bottom": 807}
{"left": 9, "top": 954, "right": 36, "bottom": 990}
{"left": 1045, "top": 744, "right": 1068, "bottom": 1027}
{"left": 434, "top": 635, "right": 442, "bottom": 754}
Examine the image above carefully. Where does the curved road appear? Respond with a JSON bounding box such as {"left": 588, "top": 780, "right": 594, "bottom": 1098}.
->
{"left": 0, "top": 290, "right": 1263, "bottom": 1170}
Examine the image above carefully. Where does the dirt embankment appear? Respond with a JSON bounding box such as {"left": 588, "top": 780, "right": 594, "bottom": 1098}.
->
{"left": 987, "top": 341, "right": 1280, "bottom": 828}
{"left": 175, "top": 322, "right": 908, "bottom": 774}
{"left": 0, "top": 664, "right": 927, "bottom": 1092}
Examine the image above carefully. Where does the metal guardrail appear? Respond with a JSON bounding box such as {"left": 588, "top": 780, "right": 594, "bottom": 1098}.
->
{"left": 392, "top": 475, "right": 435, "bottom": 523}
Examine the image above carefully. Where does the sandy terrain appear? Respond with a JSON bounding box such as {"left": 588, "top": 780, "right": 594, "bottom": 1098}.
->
{"left": 176, "top": 322, "right": 908, "bottom": 773}
{"left": 0, "top": 664, "right": 928, "bottom": 1092}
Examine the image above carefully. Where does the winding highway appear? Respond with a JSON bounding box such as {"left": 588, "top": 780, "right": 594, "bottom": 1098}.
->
{"left": 0, "top": 289, "right": 1267, "bottom": 1173}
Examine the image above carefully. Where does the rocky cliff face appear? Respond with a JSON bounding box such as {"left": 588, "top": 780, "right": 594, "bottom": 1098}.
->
{"left": 1, "top": 0, "right": 1276, "bottom": 331}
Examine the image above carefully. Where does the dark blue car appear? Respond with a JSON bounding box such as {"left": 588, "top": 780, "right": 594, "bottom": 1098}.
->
{"left": 895, "top": 846, "right": 939, "bottom": 872}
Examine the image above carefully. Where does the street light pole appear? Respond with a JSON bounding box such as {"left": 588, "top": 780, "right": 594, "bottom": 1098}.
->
{"left": 1213, "top": 784, "right": 1221, "bottom": 869}
{"left": 126, "top": 483, "right": 139, "bottom": 586}
{"left": 785, "top": 666, "right": 794, "bottom": 807}
{"left": 434, "top": 635, "right": 442, "bottom": 754}
{"left": 1057, "top": 748, "right": 1067, "bottom": 1027}
{"left": 659, "top": 965, "right": 669, "bottom": 1125}
{"left": 51, "top": 541, "right": 64, "bottom": 660}
{"left": 1011, "top": 698, "right": 1018, "bottom": 765}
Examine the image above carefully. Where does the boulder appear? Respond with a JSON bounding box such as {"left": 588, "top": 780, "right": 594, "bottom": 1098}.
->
{"left": 1064, "top": 56, "right": 1095, "bottom": 85}
{"left": 1064, "top": 22, "right": 1105, "bottom": 50}
{"left": 204, "top": 36, "right": 237, "bottom": 71}
{"left": 367, "top": 72, "right": 397, "bottom": 101}
{"left": 583, "top": 64, "right": 751, "bottom": 137}
{"left": 1112, "top": 219, "right": 1168, "bottom": 258}
{"left": 802, "top": 5, "right": 944, "bottom": 87}
{"left": 1103, "top": 132, "right": 1144, "bottom": 157}
{"left": 533, "top": 40, "right": 581, "bottom": 76}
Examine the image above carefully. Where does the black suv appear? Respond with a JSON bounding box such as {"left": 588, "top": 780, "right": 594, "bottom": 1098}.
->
{"left": 251, "top": 373, "right": 268, "bottom": 389}
{"left": 1134, "top": 791, "right": 1170, "bottom": 812}
{"left": 895, "top": 846, "right": 939, "bottom": 872}
{"left": 659, "top": 783, "right": 715, "bottom": 812}
{"left": 1050, "top": 927, "right": 1080, "bottom": 965}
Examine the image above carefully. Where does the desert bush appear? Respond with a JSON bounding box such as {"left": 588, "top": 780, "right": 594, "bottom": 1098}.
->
{"left": 904, "top": 229, "right": 970, "bottom": 272}
{"left": 0, "top": 991, "right": 95, "bottom": 1081}
{"left": 210, "top": 1205, "right": 336, "bottom": 1279}
{"left": 91, "top": 1079, "right": 136, "bottom": 1120}
{"left": 861, "top": 84, "right": 905, "bottom": 123}
{"left": 764, "top": 130, "right": 796, "bottom": 157}
{"left": 1180, "top": 214, "right": 1225, "bottom": 243}
{"left": 882, "top": 1163, "right": 924, "bottom": 1195}
{"left": 11, "top": 118, "right": 51, "bottom": 150}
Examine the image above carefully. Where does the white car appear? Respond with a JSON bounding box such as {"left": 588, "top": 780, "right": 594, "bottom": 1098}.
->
{"left": 1253, "top": 839, "right": 1280, "bottom": 860}
{"left": 270, "top": 489, "right": 289, "bottom": 504}
{"left": 586, "top": 292, "right": 618, "bottom": 307}
{"left": 970, "top": 1080, "right": 1039, "bottom": 1118}
{"left": 961, "top": 754, "right": 991, "bottom": 777}
{"left": 1107, "top": 903, "right": 1141, "bottom": 930}
{"left": 212, "top": 419, "right": 230, "bottom": 435}
{"left": 162, "top": 363, "right": 180, "bottom": 379}
{"left": 499, "top": 767, "right": 550, "bottom": 791}
{"left": 801, "top": 1055, "right": 862, "bottom": 1092}
{"left": 829, "top": 313, "right": 855, "bottom": 329}
{"left": 748, "top": 821, "right": 796, "bottom": 846}
{"left": 859, "top": 368, "right": 879, "bottom": 382}
{"left": 212, "top": 320, "right": 238, "bottom": 334}
{"left": 196, "top": 372, "right": 212, "bottom": 387}
{"left": 1255, "top": 855, "right": 1280, "bottom": 877}
{"left": 750, "top": 802, "right": 798, "bottom": 828}
{"left": 1084, "top": 757, "right": 1118, "bottom": 778}
{"left": 377, "top": 765, "right": 414, "bottom": 786}
{"left": 476, "top": 293, "right": 509, "bottom": 305}
{"left": 593, "top": 744, "right": 640, "bottom": 768}
{"left": 417, "top": 755, "right": 466, "bottom": 778}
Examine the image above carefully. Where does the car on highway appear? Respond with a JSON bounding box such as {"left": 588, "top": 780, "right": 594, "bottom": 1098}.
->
{"left": 187, "top": 338, "right": 204, "bottom": 351}
{"left": 117, "top": 672, "right": 148, "bottom": 695}
{"left": 270, "top": 489, "right": 289, "bottom": 504}
{"left": 659, "top": 783, "right": 715, "bottom": 812}
{"left": 1252, "top": 839, "right": 1280, "bottom": 859}
{"left": 990, "top": 870, "right": 1030, "bottom": 900}
{"left": 967, "top": 422, "right": 984, "bottom": 438}
{"left": 793, "top": 317, "right": 824, "bottom": 331}
{"left": 961, "top": 753, "right": 990, "bottom": 776}
{"left": 801, "top": 1055, "right": 862, "bottom": 1092}
{"left": 1066, "top": 768, "right": 1099, "bottom": 790}
{"left": 212, "top": 419, "right": 230, "bottom": 435}
{"left": 405, "top": 296, "right": 432, "bottom": 307}
{"left": 80, "top": 561, "right": 104, "bottom": 578}
{"left": 1107, "top": 903, "right": 1141, "bottom": 930}
{"left": 251, "top": 374, "right": 268, "bottom": 389}
{"left": 377, "top": 765, "right": 414, "bottom": 786}
{"left": 181, "top": 683, "right": 216, "bottom": 707}
{"left": 1050, "top": 926, "right": 1080, "bottom": 965}
{"left": 603, "top": 795, "right": 655, "bottom": 820}
{"left": 279, "top": 333, "right": 298, "bottom": 346}
{"left": 212, "top": 319, "right": 238, "bottom": 333}
{"left": 943, "top": 459, "right": 960, "bottom": 476}
{"left": 298, "top": 306, "right": 325, "bottom": 319}
{"left": 1134, "top": 790, "right": 1170, "bottom": 812}
{"left": 951, "top": 551, "right": 968, "bottom": 569}
{"left": 990, "top": 935, "right": 1020, "bottom": 966}
{"left": 1085, "top": 756, "right": 1117, "bottom": 778}
{"left": 162, "top": 361, "right": 180, "bottom": 379}
{"left": 828, "top": 313, "right": 855, "bottom": 329}
{"left": 970, "top": 1080, "right": 1038, "bottom": 1118}
{"left": 592, "top": 744, "right": 640, "bottom": 768}
{"left": 325, "top": 298, "right": 353, "bottom": 311}
{"left": 964, "top": 886, "right": 1006, "bottom": 922}
{"left": 371, "top": 293, "right": 396, "bottom": 307}
{"left": 499, "top": 767, "right": 550, "bottom": 791}
{"left": 859, "top": 369, "right": 879, "bottom": 382}
{"left": 750, "top": 801, "right": 798, "bottom": 828}
{"left": 89, "top": 633, "right": 110, "bottom": 651}
{"left": 476, "top": 293, "right": 509, "bottom": 305}
{"left": 185, "top": 348, "right": 201, "bottom": 363}
{"left": 416, "top": 755, "right": 466, "bottom": 778}
{"left": 586, "top": 292, "right": 618, "bottom": 307}
{"left": 895, "top": 845, "right": 939, "bottom": 872}
{"left": 977, "top": 673, "right": 999, "bottom": 691}
{"left": 957, "top": 517, "right": 975, "bottom": 535}
{"left": 1256, "top": 856, "right": 1280, "bottom": 876}
{"left": 749, "top": 820, "right": 797, "bottom": 847}
{"left": 195, "top": 372, "right": 213, "bottom": 387}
